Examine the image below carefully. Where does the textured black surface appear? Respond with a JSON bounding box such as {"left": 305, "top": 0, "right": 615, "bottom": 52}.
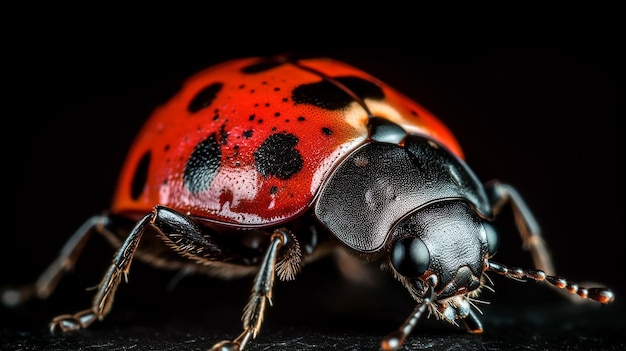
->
{"left": 5, "top": 11, "right": 623, "bottom": 351}
{"left": 1, "top": 257, "right": 624, "bottom": 351}
{"left": 2, "top": 317, "right": 624, "bottom": 351}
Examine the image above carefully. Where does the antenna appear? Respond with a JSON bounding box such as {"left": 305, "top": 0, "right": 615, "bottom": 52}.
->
{"left": 487, "top": 260, "right": 614, "bottom": 304}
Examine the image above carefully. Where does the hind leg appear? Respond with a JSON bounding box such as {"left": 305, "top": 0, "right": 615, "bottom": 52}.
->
{"left": 2, "top": 215, "right": 110, "bottom": 307}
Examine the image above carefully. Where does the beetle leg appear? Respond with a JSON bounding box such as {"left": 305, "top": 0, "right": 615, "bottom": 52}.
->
{"left": 48, "top": 205, "right": 237, "bottom": 332}
{"left": 381, "top": 285, "right": 435, "bottom": 351}
{"left": 211, "top": 229, "right": 292, "bottom": 351}
{"left": 462, "top": 309, "right": 483, "bottom": 333}
{"left": 485, "top": 180, "right": 555, "bottom": 275}
{"left": 49, "top": 212, "right": 153, "bottom": 332}
{"left": 1, "top": 215, "right": 109, "bottom": 307}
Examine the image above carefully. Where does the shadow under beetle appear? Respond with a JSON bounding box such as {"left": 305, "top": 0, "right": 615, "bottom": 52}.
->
{"left": 3, "top": 55, "right": 615, "bottom": 351}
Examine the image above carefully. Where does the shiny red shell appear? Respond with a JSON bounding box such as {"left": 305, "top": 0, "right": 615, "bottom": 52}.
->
{"left": 111, "top": 56, "right": 463, "bottom": 227}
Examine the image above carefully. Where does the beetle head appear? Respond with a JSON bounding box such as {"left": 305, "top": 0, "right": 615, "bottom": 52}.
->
{"left": 388, "top": 199, "right": 499, "bottom": 321}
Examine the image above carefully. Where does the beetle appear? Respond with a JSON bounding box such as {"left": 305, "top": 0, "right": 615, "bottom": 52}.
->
{"left": 3, "top": 54, "right": 614, "bottom": 351}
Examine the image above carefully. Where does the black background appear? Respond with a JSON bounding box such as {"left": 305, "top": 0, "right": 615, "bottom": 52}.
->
{"left": 2, "top": 8, "right": 624, "bottom": 351}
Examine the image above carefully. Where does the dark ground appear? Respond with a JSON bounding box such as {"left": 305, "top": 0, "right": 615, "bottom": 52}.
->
{"left": 3, "top": 10, "right": 624, "bottom": 351}
{"left": 2, "top": 257, "right": 624, "bottom": 351}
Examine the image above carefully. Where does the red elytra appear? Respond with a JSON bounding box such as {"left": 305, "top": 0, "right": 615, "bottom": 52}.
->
{"left": 112, "top": 56, "right": 462, "bottom": 226}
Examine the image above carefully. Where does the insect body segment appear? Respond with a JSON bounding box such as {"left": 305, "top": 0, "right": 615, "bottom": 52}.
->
{"left": 3, "top": 55, "right": 614, "bottom": 351}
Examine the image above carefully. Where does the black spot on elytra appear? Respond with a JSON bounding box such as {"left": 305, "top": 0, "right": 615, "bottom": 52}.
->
{"left": 270, "top": 185, "right": 279, "bottom": 195}
{"left": 184, "top": 134, "right": 221, "bottom": 194}
{"left": 188, "top": 83, "right": 223, "bottom": 113}
{"left": 292, "top": 76, "right": 384, "bottom": 110}
{"left": 131, "top": 151, "right": 151, "bottom": 200}
{"left": 241, "top": 58, "right": 285, "bottom": 73}
{"left": 243, "top": 130, "right": 253, "bottom": 138}
{"left": 322, "top": 127, "right": 332, "bottom": 135}
{"left": 254, "top": 133, "right": 303, "bottom": 180}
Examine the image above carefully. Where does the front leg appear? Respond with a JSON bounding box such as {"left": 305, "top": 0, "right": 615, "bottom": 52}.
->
{"left": 484, "top": 181, "right": 594, "bottom": 303}
{"left": 485, "top": 180, "right": 555, "bottom": 275}
{"left": 381, "top": 284, "right": 435, "bottom": 351}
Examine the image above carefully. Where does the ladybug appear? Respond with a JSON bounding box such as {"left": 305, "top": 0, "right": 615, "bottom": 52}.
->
{"left": 3, "top": 54, "right": 614, "bottom": 351}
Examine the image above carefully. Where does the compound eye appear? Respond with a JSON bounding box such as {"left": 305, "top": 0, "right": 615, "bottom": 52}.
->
{"left": 483, "top": 222, "right": 499, "bottom": 257}
{"left": 390, "top": 237, "right": 430, "bottom": 278}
